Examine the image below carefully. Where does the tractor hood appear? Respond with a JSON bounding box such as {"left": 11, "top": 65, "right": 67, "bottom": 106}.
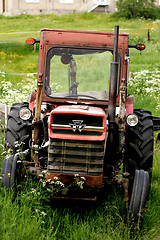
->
{"left": 49, "top": 105, "right": 107, "bottom": 141}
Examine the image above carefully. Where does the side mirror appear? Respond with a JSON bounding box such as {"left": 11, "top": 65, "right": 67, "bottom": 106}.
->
{"left": 61, "top": 54, "right": 73, "bottom": 65}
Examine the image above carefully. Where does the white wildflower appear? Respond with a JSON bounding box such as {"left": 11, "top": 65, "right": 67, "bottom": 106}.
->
{"left": 77, "top": 181, "right": 84, "bottom": 189}
{"left": 31, "top": 188, "right": 36, "bottom": 194}
{"left": 74, "top": 174, "right": 79, "bottom": 177}
{"left": 38, "top": 173, "right": 44, "bottom": 178}
{"left": 47, "top": 188, "right": 52, "bottom": 192}
{"left": 50, "top": 181, "right": 55, "bottom": 184}
{"left": 42, "top": 181, "right": 46, "bottom": 187}
{"left": 54, "top": 176, "right": 58, "bottom": 180}
{"left": 46, "top": 179, "right": 51, "bottom": 183}
{"left": 80, "top": 177, "right": 86, "bottom": 181}
{"left": 54, "top": 180, "right": 65, "bottom": 187}
{"left": 41, "top": 211, "right": 47, "bottom": 216}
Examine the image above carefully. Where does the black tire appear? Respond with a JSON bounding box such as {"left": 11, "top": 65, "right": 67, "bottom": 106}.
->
{"left": 1, "top": 155, "right": 19, "bottom": 188}
{"left": 124, "top": 109, "right": 153, "bottom": 180}
{"left": 129, "top": 169, "right": 149, "bottom": 218}
{"left": 5, "top": 102, "right": 32, "bottom": 153}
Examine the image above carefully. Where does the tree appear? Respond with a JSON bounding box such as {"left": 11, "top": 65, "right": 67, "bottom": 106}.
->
{"left": 115, "top": 0, "right": 157, "bottom": 19}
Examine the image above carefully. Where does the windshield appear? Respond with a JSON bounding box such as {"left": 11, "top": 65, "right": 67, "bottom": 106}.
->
{"left": 45, "top": 47, "right": 116, "bottom": 101}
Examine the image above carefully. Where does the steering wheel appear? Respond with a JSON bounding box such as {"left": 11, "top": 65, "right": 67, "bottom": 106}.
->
{"left": 64, "top": 94, "right": 98, "bottom": 100}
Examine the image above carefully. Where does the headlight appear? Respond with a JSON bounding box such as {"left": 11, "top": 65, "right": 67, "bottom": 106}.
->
{"left": 19, "top": 107, "right": 32, "bottom": 121}
{"left": 126, "top": 114, "right": 138, "bottom": 127}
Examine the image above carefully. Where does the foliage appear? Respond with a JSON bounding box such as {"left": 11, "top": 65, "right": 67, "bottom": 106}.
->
{"left": 0, "top": 73, "right": 37, "bottom": 105}
{"left": 128, "top": 69, "right": 160, "bottom": 115}
{"left": 115, "top": 0, "right": 160, "bottom": 19}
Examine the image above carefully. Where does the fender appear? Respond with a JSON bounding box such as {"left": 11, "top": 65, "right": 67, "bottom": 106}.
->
{"left": 126, "top": 95, "right": 134, "bottom": 116}
{"left": 29, "top": 90, "right": 37, "bottom": 111}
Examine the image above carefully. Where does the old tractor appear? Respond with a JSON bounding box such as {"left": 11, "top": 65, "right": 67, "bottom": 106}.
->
{"left": 1, "top": 26, "right": 153, "bottom": 220}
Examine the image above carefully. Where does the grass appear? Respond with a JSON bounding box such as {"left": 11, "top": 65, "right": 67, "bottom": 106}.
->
{"left": 0, "top": 160, "right": 159, "bottom": 239}
{"left": 0, "top": 42, "right": 38, "bottom": 74}
{"left": 0, "top": 13, "right": 160, "bottom": 239}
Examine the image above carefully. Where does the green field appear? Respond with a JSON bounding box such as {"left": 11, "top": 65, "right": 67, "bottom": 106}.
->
{"left": 0, "top": 13, "right": 160, "bottom": 239}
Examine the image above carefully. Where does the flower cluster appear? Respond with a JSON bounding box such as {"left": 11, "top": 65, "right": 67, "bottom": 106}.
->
{"left": 42, "top": 177, "right": 65, "bottom": 194}
{"left": 32, "top": 208, "right": 47, "bottom": 224}
{"left": 0, "top": 50, "right": 22, "bottom": 59}
{"left": 32, "top": 144, "right": 39, "bottom": 154}
{"left": 1, "top": 148, "right": 12, "bottom": 159}
{"left": 0, "top": 72, "right": 37, "bottom": 105}
{"left": 73, "top": 174, "right": 86, "bottom": 190}
{"left": 14, "top": 141, "right": 29, "bottom": 161}
{"left": 41, "top": 174, "right": 86, "bottom": 196}
{"left": 46, "top": 177, "right": 65, "bottom": 187}
{"left": 128, "top": 69, "right": 160, "bottom": 110}
{"left": 31, "top": 188, "right": 40, "bottom": 195}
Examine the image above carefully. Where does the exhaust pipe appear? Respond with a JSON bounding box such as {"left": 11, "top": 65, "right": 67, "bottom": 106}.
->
{"left": 108, "top": 25, "right": 119, "bottom": 123}
{"left": 107, "top": 26, "right": 119, "bottom": 149}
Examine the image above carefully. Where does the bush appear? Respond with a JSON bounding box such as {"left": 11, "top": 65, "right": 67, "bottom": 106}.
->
{"left": 115, "top": 0, "right": 160, "bottom": 19}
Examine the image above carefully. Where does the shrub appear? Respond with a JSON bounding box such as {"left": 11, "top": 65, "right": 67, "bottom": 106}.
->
{"left": 115, "top": 0, "right": 160, "bottom": 19}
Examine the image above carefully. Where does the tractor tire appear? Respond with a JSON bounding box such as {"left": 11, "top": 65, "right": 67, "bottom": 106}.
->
{"left": 1, "top": 155, "right": 19, "bottom": 188}
{"left": 124, "top": 109, "right": 153, "bottom": 181}
{"left": 129, "top": 169, "right": 149, "bottom": 218}
{"left": 5, "top": 102, "right": 32, "bottom": 154}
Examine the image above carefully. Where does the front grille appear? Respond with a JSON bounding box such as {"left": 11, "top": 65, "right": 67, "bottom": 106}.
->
{"left": 51, "top": 114, "right": 103, "bottom": 136}
{"left": 48, "top": 139, "right": 105, "bottom": 176}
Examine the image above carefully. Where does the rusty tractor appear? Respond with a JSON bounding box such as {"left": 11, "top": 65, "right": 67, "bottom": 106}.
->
{"left": 2, "top": 26, "right": 154, "bottom": 221}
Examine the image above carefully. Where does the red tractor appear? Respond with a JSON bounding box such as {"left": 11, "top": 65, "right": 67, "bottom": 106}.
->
{"left": 2, "top": 26, "right": 153, "bottom": 220}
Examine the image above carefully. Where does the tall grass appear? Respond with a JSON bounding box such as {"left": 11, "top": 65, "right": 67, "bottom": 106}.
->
{"left": 0, "top": 14, "right": 160, "bottom": 239}
{"left": 0, "top": 166, "right": 159, "bottom": 239}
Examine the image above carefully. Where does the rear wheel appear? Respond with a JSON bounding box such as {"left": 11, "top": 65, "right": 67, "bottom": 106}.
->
{"left": 5, "top": 102, "right": 32, "bottom": 154}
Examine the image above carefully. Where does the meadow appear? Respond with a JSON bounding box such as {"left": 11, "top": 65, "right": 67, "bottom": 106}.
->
{"left": 0, "top": 13, "right": 160, "bottom": 239}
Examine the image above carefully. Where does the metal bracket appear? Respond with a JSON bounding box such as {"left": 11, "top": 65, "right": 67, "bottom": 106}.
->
{"left": 125, "top": 56, "right": 130, "bottom": 88}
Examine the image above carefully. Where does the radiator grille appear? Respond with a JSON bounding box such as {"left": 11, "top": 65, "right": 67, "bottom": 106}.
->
{"left": 51, "top": 114, "right": 103, "bottom": 136}
{"left": 48, "top": 139, "right": 105, "bottom": 176}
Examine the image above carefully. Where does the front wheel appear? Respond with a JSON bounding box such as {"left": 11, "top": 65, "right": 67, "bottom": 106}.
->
{"left": 129, "top": 169, "right": 149, "bottom": 219}
{"left": 1, "top": 154, "right": 21, "bottom": 188}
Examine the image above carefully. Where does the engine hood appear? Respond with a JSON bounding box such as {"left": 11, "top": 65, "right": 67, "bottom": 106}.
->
{"left": 49, "top": 105, "right": 107, "bottom": 141}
